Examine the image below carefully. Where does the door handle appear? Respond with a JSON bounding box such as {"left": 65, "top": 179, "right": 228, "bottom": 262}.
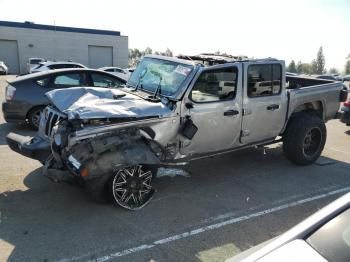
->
{"left": 267, "top": 104, "right": 280, "bottom": 111}
{"left": 224, "top": 110, "right": 239, "bottom": 116}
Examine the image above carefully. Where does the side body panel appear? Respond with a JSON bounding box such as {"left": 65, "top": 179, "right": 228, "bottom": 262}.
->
{"left": 179, "top": 63, "right": 243, "bottom": 155}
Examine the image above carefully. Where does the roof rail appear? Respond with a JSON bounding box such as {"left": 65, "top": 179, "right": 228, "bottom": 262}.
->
{"left": 177, "top": 53, "right": 278, "bottom": 66}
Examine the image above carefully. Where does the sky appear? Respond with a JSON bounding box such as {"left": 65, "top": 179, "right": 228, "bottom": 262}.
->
{"left": 1, "top": 0, "right": 349, "bottom": 71}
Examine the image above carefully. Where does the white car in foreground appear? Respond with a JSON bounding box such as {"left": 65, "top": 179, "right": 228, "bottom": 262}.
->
{"left": 227, "top": 192, "right": 350, "bottom": 262}
{"left": 0, "top": 61, "right": 8, "bottom": 75}
{"left": 98, "top": 66, "right": 131, "bottom": 81}
{"left": 30, "top": 61, "right": 87, "bottom": 73}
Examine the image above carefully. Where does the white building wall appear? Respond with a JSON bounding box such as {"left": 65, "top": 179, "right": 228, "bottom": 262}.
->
{"left": 0, "top": 26, "right": 128, "bottom": 74}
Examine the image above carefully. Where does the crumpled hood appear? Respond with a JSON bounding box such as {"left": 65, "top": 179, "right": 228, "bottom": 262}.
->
{"left": 46, "top": 87, "right": 171, "bottom": 120}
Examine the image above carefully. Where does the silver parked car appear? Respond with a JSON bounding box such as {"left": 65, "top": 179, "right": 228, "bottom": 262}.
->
{"left": 98, "top": 66, "right": 131, "bottom": 81}
{"left": 30, "top": 61, "right": 87, "bottom": 73}
{"left": 6, "top": 55, "right": 347, "bottom": 210}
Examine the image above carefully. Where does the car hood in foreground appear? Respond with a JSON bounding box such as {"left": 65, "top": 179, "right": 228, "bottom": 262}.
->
{"left": 45, "top": 87, "right": 171, "bottom": 120}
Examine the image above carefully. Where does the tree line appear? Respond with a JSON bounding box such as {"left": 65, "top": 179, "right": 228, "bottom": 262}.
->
{"left": 288, "top": 46, "right": 350, "bottom": 75}
{"left": 128, "top": 47, "right": 173, "bottom": 67}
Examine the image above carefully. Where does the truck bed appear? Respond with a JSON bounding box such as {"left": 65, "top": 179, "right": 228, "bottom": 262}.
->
{"left": 286, "top": 75, "right": 334, "bottom": 89}
{"left": 287, "top": 77, "right": 345, "bottom": 121}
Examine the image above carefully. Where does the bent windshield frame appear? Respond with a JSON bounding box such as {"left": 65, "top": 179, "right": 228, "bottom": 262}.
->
{"left": 127, "top": 57, "right": 194, "bottom": 97}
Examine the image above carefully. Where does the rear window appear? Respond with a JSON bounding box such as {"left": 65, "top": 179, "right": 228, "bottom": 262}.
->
{"left": 247, "top": 64, "right": 282, "bottom": 97}
{"left": 53, "top": 73, "right": 84, "bottom": 87}
{"left": 306, "top": 208, "right": 350, "bottom": 262}
{"left": 30, "top": 59, "right": 43, "bottom": 64}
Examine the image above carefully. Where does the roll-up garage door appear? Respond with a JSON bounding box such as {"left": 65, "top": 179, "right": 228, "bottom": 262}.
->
{"left": 88, "top": 45, "right": 113, "bottom": 69}
{"left": 0, "top": 40, "right": 20, "bottom": 74}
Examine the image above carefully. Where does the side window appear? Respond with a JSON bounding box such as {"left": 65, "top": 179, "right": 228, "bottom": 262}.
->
{"left": 105, "top": 69, "right": 114, "bottom": 72}
{"left": 53, "top": 73, "right": 83, "bottom": 88}
{"left": 91, "top": 73, "right": 124, "bottom": 88}
{"left": 190, "top": 67, "right": 237, "bottom": 103}
{"left": 247, "top": 64, "right": 282, "bottom": 97}
{"left": 35, "top": 77, "right": 51, "bottom": 87}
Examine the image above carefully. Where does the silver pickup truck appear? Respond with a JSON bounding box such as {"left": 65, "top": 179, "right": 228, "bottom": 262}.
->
{"left": 6, "top": 54, "right": 348, "bottom": 210}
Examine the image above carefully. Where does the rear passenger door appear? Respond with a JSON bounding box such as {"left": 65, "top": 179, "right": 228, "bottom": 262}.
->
{"left": 241, "top": 62, "right": 287, "bottom": 144}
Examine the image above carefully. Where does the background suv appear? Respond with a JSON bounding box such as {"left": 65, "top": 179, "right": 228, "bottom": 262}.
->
{"left": 30, "top": 61, "right": 87, "bottom": 73}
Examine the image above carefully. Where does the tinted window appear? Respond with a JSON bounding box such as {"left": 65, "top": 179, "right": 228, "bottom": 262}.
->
{"left": 307, "top": 208, "right": 350, "bottom": 262}
{"left": 91, "top": 73, "right": 124, "bottom": 88}
{"left": 190, "top": 67, "right": 237, "bottom": 103}
{"left": 53, "top": 73, "right": 83, "bottom": 88}
{"left": 49, "top": 64, "right": 81, "bottom": 70}
{"left": 248, "top": 64, "right": 282, "bottom": 97}
{"left": 35, "top": 77, "right": 51, "bottom": 87}
{"left": 30, "top": 59, "right": 43, "bottom": 64}
{"left": 105, "top": 69, "right": 114, "bottom": 72}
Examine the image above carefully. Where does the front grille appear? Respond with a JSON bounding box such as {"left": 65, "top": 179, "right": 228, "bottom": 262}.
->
{"left": 42, "top": 106, "right": 66, "bottom": 137}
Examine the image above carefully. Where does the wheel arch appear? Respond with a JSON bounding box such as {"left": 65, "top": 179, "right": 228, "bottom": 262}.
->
{"left": 26, "top": 104, "right": 47, "bottom": 119}
{"left": 82, "top": 138, "right": 161, "bottom": 180}
{"left": 281, "top": 100, "right": 325, "bottom": 135}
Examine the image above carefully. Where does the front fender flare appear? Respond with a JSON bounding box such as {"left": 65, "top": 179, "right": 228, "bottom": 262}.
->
{"left": 84, "top": 139, "right": 160, "bottom": 179}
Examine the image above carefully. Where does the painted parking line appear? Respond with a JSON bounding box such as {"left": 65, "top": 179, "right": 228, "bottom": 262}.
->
{"left": 56, "top": 186, "right": 350, "bottom": 262}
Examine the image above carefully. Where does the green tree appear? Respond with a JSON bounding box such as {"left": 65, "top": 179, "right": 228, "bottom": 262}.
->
{"left": 164, "top": 48, "right": 173, "bottom": 57}
{"left": 345, "top": 54, "right": 350, "bottom": 75}
{"left": 311, "top": 59, "right": 317, "bottom": 74}
{"left": 296, "top": 61, "right": 303, "bottom": 74}
{"left": 328, "top": 68, "right": 339, "bottom": 74}
{"left": 287, "top": 60, "right": 297, "bottom": 73}
{"left": 296, "top": 61, "right": 313, "bottom": 74}
{"left": 144, "top": 47, "right": 153, "bottom": 55}
{"left": 345, "top": 61, "right": 350, "bottom": 75}
{"left": 315, "top": 46, "right": 325, "bottom": 74}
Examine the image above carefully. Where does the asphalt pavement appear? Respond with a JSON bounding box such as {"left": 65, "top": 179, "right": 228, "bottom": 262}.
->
{"left": 1, "top": 75, "right": 350, "bottom": 262}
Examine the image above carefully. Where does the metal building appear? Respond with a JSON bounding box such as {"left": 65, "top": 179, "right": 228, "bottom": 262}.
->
{"left": 0, "top": 21, "right": 128, "bottom": 74}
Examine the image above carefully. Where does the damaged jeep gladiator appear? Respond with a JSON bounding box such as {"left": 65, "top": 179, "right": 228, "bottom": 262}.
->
{"left": 6, "top": 54, "right": 348, "bottom": 210}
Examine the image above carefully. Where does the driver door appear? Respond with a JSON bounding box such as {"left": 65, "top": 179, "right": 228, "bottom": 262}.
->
{"left": 180, "top": 64, "right": 243, "bottom": 155}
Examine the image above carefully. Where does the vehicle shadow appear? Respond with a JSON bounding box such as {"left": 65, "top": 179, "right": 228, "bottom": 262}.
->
{"left": 345, "top": 129, "right": 350, "bottom": 136}
{"left": 0, "top": 122, "right": 36, "bottom": 145}
{"left": 1, "top": 146, "right": 350, "bottom": 261}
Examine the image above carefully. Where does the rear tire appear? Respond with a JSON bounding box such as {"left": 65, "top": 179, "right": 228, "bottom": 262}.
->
{"left": 283, "top": 113, "right": 326, "bottom": 165}
{"left": 27, "top": 106, "right": 44, "bottom": 130}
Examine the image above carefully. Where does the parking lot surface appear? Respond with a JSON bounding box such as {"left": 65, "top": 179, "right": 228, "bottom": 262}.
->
{"left": 1, "top": 75, "right": 350, "bottom": 262}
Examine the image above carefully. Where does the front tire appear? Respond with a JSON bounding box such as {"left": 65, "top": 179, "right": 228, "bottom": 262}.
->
{"left": 27, "top": 106, "right": 44, "bottom": 129}
{"left": 283, "top": 113, "right": 326, "bottom": 165}
{"left": 110, "top": 165, "right": 155, "bottom": 210}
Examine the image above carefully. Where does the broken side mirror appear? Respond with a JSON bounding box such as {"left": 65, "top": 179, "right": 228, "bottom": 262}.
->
{"left": 185, "top": 102, "right": 194, "bottom": 109}
{"left": 181, "top": 118, "right": 198, "bottom": 140}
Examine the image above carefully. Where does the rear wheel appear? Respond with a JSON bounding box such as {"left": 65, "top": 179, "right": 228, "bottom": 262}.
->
{"left": 110, "top": 165, "right": 155, "bottom": 210}
{"left": 283, "top": 113, "right": 326, "bottom": 165}
{"left": 27, "top": 106, "right": 44, "bottom": 129}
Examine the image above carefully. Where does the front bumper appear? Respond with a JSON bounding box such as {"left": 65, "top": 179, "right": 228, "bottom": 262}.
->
{"left": 6, "top": 133, "right": 51, "bottom": 162}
